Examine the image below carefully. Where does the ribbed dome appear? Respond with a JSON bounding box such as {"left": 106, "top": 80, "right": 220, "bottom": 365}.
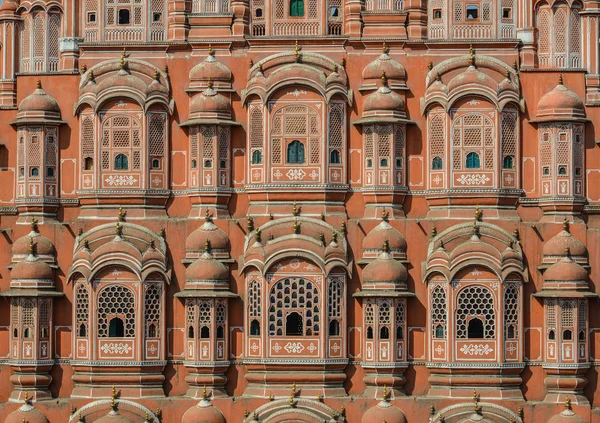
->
{"left": 96, "top": 70, "right": 148, "bottom": 95}
{"left": 361, "top": 400, "right": 407, "bottom": 423}
{"left": 543, "top": 229, "right": 587, "bottom": 259}
{"left": 536, "top": 79, "right": 586, "bottom": 121}
{"left": 447, "top": 67, "right": 496, "bottom": 93}
{"left": 363, "top": 53, "right": 407, "bottom": 81}
{"left": 190, "top": 54, "right": 232, "bottom": 82}
{"left": 182, "top": 399, "right": 226, "bottom": 423}
{"left": 186, "top": 252, "right": 229, "bottom": 282}
{"left": 363, "top": 220, "right": 407, "bottom": 253}
{"left": 362, "top": 246, "right": 407, "bottom": 284}
{"left": 364, "top": 85, "right": 405, "bottom": 113}
{"left": 5, "top": 403, "right": 49, "bottom": 423}
{"left": 186, "top": 219, "right": 230, "bottom": 253}
{"left": 11, "top": 254, "right": 54, "bottom": 281}
{"left": 18, "top": 82, "right": 60, "bottom": 113}
{"left": 190, "top": 86, "right": 231, "bottom": 116}
{"left": 544, "top": 256, "right": 588, "bottom": 283}
{"left": 548, "top": 407, "right": 586, "bottom": 423}
{"left": 13, "top": 231, "right": 56, "bottom": 257}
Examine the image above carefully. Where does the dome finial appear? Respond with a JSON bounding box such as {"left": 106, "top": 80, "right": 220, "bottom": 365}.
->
{"left": 88, "top": 70, "right": 95, "bottom": 82}
{"left": 428, "top": 61, "right": 433, "bottom": 71}
{"left": 255, "top": 228, "right": 262, "bottom": 243}
{"left": 475, "top": 204, "right": 481, "bottom": 221}
{"left": 292, "top": 200, "right": 298, "bottom": 216}
{"left": 382, "top": 40, "right": 389, "bottom": 54}
{"left": 208, "top": 44, "right": 214, "bottom": 56}
{"left": 247, "top": 216, "right": 254, "bottom": 232}
{"left": 204, "top": 239, "right": 211, "bottom": 253}
{"left": 83, "top": 239, "right": 90, "bottom": 250}
{"left": 382, "top": 208, "right": 389, "bottom": 222}
{"left": 295, "top": 40, "right": 301, "bottom": 63}
{"left": 558, "top": 73, "right": 564, "bottom": 85}
{"left": 332, "top": 230, "right": 338, "bottom": 244}
{"left": 435, "top": 72, "right": 441, "bottom": 82}
{"left": 28, "top": 237, "right": 35, "bottom": 255}
{"left": 202, "top": 384, "right": 208, "bottom": 400}
{"left": 469, "top": 44, "right": 475, "bottom": 66}
{"left": 381, "top": 70, "right": 388, "bottom": 87}
{"left": 118, "top": 206, "right": 125, "bottom": 222}
{"left": 563, "top": 216, "right": 570, "bottom": 232}
{"left": 110, "top": 385, "right": 117, "bottom": 411}
{"left": 115, "top": 222, "right": 122, "bottom": 237}
{"left": 382, "top": 240, "right": 390, "bottom": 254}
{"left": 431, "top": 226, "right": 437, "bottom": 238}
{"left": 30, "top": 217, "right": 38, "bottom": 232}
{"left": 207, "top": 77, "right": 214, "bottom": 89}
{"left": 565, "top": 396, "right": 572, "bottom": 410}
{"left": 24, "top": 391, "right": 29, "bottom": 404}
{"left": 472, "top": 221, "right": 480, "bottom": 236}
{"left": 36, "top": 80, "right": 42, "bottom": 90}
{"left": 565, "top": 246, "right": 571, "bottom": 257}
{"left": 204, "top": 208, "right": 212, "bottom": 222}
{"left": 292, "top": 220, "right": 300, "bottom": 234}
{"left": 81, "top": 63, "right": 87, "bottom": 73}
{"left": 383, "top": 385, "right": 388, "bottom": 400}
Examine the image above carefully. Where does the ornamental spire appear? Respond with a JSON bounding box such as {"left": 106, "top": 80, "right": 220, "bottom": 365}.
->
{"left": 558, "top": 73, "right": 564, "bottom": 85}
{"left": 382, "top": 240, "right": 390, "bottom": 254}
{"left": 469, "top": 44, "right": 475, "bottom": 66}
{"left": 563, "top": 216, "right": 570, "bottom": 232}
{"left": 36, "top": 80, "right": 42, "bottom": 90}
{"left": 381, "top": 70, "right": 388, "bottom": 87}
{"left": 382, "top": 40, "right": 389, "bottom": 54}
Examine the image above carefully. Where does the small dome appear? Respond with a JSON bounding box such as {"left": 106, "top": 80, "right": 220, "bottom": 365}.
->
{"left": 96, "top": 70, "right": 148, "bottom": 96}
{"left": 427, "top": 75, "right": 449, "bottom": 96}
{"left": 363, "top": 53, "right": 407, "bottom": 82}
{"left": 326, "top": 69, "right": 345, "bottom": 86}
{"left": 544, "top": 256, "right": 588, "bottom": 283}
{"left": 362, "top": 400, "right": 407, "bottom": 423}
{"left": 11, "top": 254, "right": 54, "bottom": 281}
{"left": 363, "top": 220, "right": 407, "bottom": 254}
{"left": 182, "top": 399, "right": 226, "bottom": 423}
{"left": 536, "top": 78, "right": 586, "bottom": 121}
{"left": 13, "top": 231, "right": 56, "bottom": 258}
{"left": 186, "top": 219, "right": 230, "bottom": 253}
{"left": 447, "top": 67, "right": 496, "bottom": 93}
{"left": 364, "top": 85, "right": 405, "bottom": 113}
{"left": 190, "top": 53, "right": 232, "bottom": 83}
{"left": 190, "top": 86, "right": 231, "bottom": 117}
{"left": 186, "top": 251, "right": 229, "bottom": 282}
{"left": 458, "top": 413, "right": 495, "bottom": 423}
{"left": 548, "top": 406, "right": 586, "bottom": 423}
{"left": 0, "top": 0, "right": 18, "bottom": 13}
{"left": 543, "top": 226, "right": 587, "bottom": 260}
{"left": 362, "top": 245, "right": 408, "bottom": 285}
{"left": 18, "top": 81, "right": 60, "bottom": 114}
{"left": 95, "top": 410, "right": 135, "bottom": 423}
{"left": 498, "top": 72, "right": 517, "bottom": 93}
{"left": 5, "top": 403, "right": 49, "bottom": 423}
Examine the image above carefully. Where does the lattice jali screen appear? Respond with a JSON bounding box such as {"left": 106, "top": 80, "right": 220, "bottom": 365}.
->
{"left": 144, "top": 283, "right": 162, "bottom": 338}
{"left": 560, "top": 300, "right": 575, "bottom": 328}
{"left": 501, "top": 110, "right": 517, "bottom": 160}
{"left": 364, "top": 302, "right": 374, "bottom": 325}
{"left": 327, "top": 277, "right": 343, "bottom": 319}
{"left": 504, "top": 283, "right": 519, "bottom": 338}
{"left": 39, "top": 299, "right": 51, "bottom": 338}
{"left": 76, "top": 284, "right": 90, "bottom": 336}
{"left": 378, "top": 301, "right": 392, "bottom": 325}
{"left": 101, "top": 114, "right": 142, "bottom": 171}
{"left": 537, "top": 5, "right": 581, "bottom": 68}
{"left": 455, "top": 285, "right": 495, "bottom": 339}
{"left": 199, "top": 301, "right": 211, "bottom": 332}
{"left": 45, "top": 130, "right": 58, "bottom": 168}
{"left": 216, "top": 302, "right": 226, "bottom": 325}
{"left": 365, "top": 127, "right": 374, "bottom": 165}
{"left": 81, "top": 116, "right": 95, "bottom": 158}
{"left": 578, "top": 300, "right": 586, "bottom": 335}
{"left": 396, "top": 301, "right": 405, "bottom": 325}
{"left": 377, "top": 125, "right": 392, "bottom": 162}
{"left": 186, "top": 300, "right": 196, "bottom": 328}
{"left": 328, "top": 103, "right": 344, "bottom": 150}
{"left": 394, "top": 126, "right": 405, "bottom": 169}
{"left": 22, "top": 300, "right": 35, "bottom": 330}
{"left": 428, "top": 114, "right": 445, "bottom": 168}
{"left": 545, "top": 299, "right": 557, "bottom": 332}
{"left": 452, "top": 113, "right": 495, "bottom": 171}
{"left": 148, "top": 113, "right": 166, "bottom": 157}
{"left": 97, "top": 284, "right": 136, "bottom": 338}
{"left": 268, "top": 277, "right": 320, "bottom": 336}
{"left": 431, "top": 285, "right": 447, "bottom": 337}
{"left": 248, "top": 279, "right": 262, "bottom": 318}
{"left": 249, "top": 105, "right": 264, "bottom": 149}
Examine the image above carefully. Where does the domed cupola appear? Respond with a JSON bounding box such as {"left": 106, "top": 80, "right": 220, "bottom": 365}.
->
{"left": 185, "top": 212, "right": 231, "bottom": 260}
{"left": 356, "top": 73, "right": 410, "bottom": 126}
{"left": 11, "top": 240, "right": 54, "bottom": 288}
{"left": 0, "top": 0, "right": 18, "bottom": 14}
{"left": 548, "top": 398, "right": 587, "bottom": 423}
{"left": 189, "top": 46, "right": 233, "bottom": 92}
{"left": 184, "top": 243, "right": 230, "bottom": 291}
{"left": 13, "top": 80, "right": 63, "bottom": 125}
{"left": 362, "top": 42, "right": 407, "bottom": 91}
{"left": 535, "top": 75, "right": 587, "bottom": 123}
{"left": 542, "top": 250, "right": 589, "bottom": 290}
{"left": 182, "top": 388, "right": 226, "bottom": 423}
{"left": 361, "top": 212, "right": 407, "bottom": 262}
{"left": 362, "top": 241, "right": 408, "bottom": 289}
{"left": 12, "top": 219, "right": 56, "bottom": 261}
{"left": 542, "top": 219, "right": 588, "bottom": 267}
{"left": 186, "top": 81, "right": 235, "bottom": 126}
{"left": 94, "top": 398, "right": 135, "bottom": 423}
{"left": 5, "top": 395, "right": 49, "bottom": 423}
{"left": 361, "top": 391, "right": 407, "bottom": 423}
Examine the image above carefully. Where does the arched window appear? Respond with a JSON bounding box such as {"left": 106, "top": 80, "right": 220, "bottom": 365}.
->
{"left": 47, "top": 167, "right": 55, "bottom": 177}
{"left": 286, "top": 312, "right": 303, "bottom": 336}
{"left": 75, "top": 284, "right": 89, "bottom": 339}
{"left": 287, "top": 140, "right": 305, "bottom": 164}
{"left": 79, "top": 323, "right": 87, "bottom": 337}
{"left": 329, "top": 319, "right": 340, "bottom": 336}
{"left": 467, "top": 318, "right": 484, "bottom": 338}
{"left": 466, "top": 152, "right": 481, "bottom": 169}
{"left": 191, "top": 159, "right": 197, "bottom": 169}
{"left": 250, "top": 319, "right": 261, "bottom": 336}
{"left": 503, "top": 155, "right": 514, "bottom": 169}
{"left": 201, "top": 326, "right": 210, "bottom": 339}
{"left": 432, "top": 156, "right": 443, "bottom": 169}
{"left": 188, "top": 326, "right": 195, "bottom": 338}
{"left": 558, "top": 166, "right": 567, "bottom": 175}
{"left": 118, "top": 9, "right": 131, "bottom": 25}
{"left": 330, "top": 149, "right": 341, "bottom": 164}
{"left": 24, "top": 328, "right": 32, "bottom": 338}
{"left": 456, "top": 285, "right": 495, "bottom": 339}
{"left": 367, "top": 326, "right": 374, "bottom": 339}
{"left": 109, "top": 317, "right": 125, "bottom": 337}
{"left": 115, "top": 154, "right": 129, "bottom": 170}
{"left": 290, "top": 0, "right": 305, "bottom": 16}
{"left": 216, "top": 325, "right": 224, "bottom": 339}
{"left": 252, "top": 150, "right": 262, "bottom": 164}
{"left": 31, "top": 167, "right": 39, "bottom": 177}
{"left": 396, "top": 326, "right": 404, "bottom": 340}
{"left": 380, "top": 326, "right": 390, "bottom": 339}
{"left": 549, "top": 329, "right": 555, "bottom": 340}
{"left": 563, "top": 329, "right": 572, "bottom": 340}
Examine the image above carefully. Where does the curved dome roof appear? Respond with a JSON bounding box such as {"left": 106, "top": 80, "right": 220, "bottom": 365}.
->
{"left": 362, "top": 245, "right": 408, "bottom": 285}
{"left": 5, "top": 403, "right": 49, "bottom": 423}
{"left": 363, "top": 53, "right": 407, "bottom": 82}
{"left": 447, "top": 67, "right": 497, "bottom": 93}
{"left": 96, "top": 70, "right": 148, "bottom": 95}
{"left": 362, "top": 400, "right": 407, "bottom": 423}
{"left": 13, "top": 231, "right": 56, "bottom": 258}
{"left": 544, "top": 256, "right": 588, "bottom": 283}
{"left": 190, "top": 86, "right": 231, "bottom": 116}
{"left": 536, "top": 78, "right": 586, "bottom": 121}
{"left": 363, "top": 220, "right": 407, "bottom": 253}
{"left": 0, "top": 0, "right": 18, "bottom": 13}
{"left": 182, "top": 399, "right": 226, "bottom": 423}
{"left": 186, "top": 219, "right": 230, "bottom": 253}
{"left": 11, "top": 254, "right": 54, "bottom": 281}
{"left": 186, "top": 251, "right": 229, "bottom": 282}
{"left": 364, "top": 85, "right": 405, "bottom": 113}
{"left": 543, "top": 227, "right": 587, "bottom": 260}
{"left": 548, "top": 407, "right": 586, "bottom": 423}
{"left": 95, "top": 410, "right": 135, "bottom": 423}
{"left": 190, "top": 53, "right": 232, "bottom": 83}
{"left": 18, "top": 81, "right": 60, "bottom": 114}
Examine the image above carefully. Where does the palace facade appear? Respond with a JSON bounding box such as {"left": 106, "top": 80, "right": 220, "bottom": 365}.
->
{"left": 0, "top": 0, "right": 599, "bottom": 422}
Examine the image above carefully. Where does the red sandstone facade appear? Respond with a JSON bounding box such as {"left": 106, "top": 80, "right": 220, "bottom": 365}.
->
{"left": 0, "top": 1, "right": 599, "bottom": 422}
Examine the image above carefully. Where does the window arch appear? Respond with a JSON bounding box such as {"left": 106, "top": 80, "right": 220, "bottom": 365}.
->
{"left": 330, "top": 149, "right": 341, "bottom": 164}
{"left": 287, "top": 140, "right": 305, "bottom": 164}
{"left": 115, "top": 154, "right": 129, "bottom": 170}
{"left": 97, "top": 285, "right": 135, "bottom": 338}
{"left": 20, "top": 11, "right": 61, "bottom": 73}
{"left": 466, "top": 152, "right": 481, "bottom": 169}
{"left": 269, "top": 277, "right": 319, "bottom": 336}
{"left": 432, "top": 156, "right": 443, "bottom": 170}
{"left": 456, "top": 285, "right": 495, "bottom": 339}
{"left": 252, "top": 150, "right": 262, "bottom": 164}
{"left": 109, "top": 317, "right": 125, "bottom": 337}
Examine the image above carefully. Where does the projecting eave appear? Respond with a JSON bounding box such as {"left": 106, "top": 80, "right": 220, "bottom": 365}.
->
{"left": 179, "top": 118, "right": 242, "bottom": 127}
{"left": 533, "top": 289, "right": 598, "bottom": 299}
{"left": 353, "top": 116, "right": 415, "bottom": 126}
{"left": 0, "top": 289, "right": 64, "bottom": 297}
{"left": 174, "top": 289, "right": 239, "bottom": 299}
{"left": 353, "top": 290, "right": 416, "bottom": 298}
